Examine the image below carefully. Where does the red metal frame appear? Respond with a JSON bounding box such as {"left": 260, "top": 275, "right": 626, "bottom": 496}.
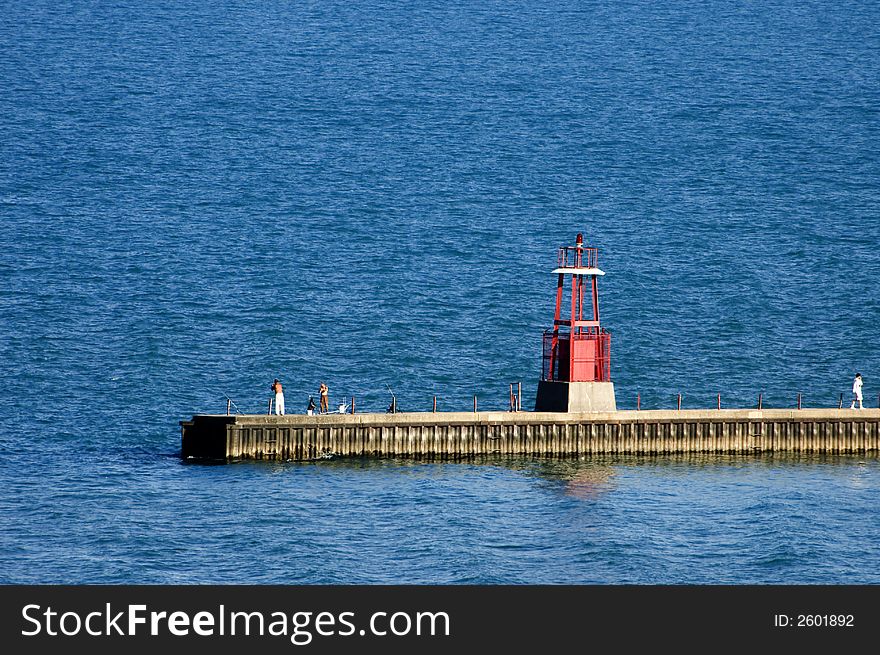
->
{"left": 542, "top": 233, "right": 611, "bottom": 383}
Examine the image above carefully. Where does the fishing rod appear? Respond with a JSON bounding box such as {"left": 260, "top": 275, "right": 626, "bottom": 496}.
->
{"left": 222, "top": 392, "right": 244, "bottom": 415}
{"left": 386, "top": 384, "right": 398, "bottom": 414}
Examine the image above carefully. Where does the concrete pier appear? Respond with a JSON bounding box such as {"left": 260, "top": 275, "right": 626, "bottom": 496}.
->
{"left": 180, "top": 409, "right": 880, "bottom": 461}
{"left": 535, "top": 380, "right": 617, "bottom": 412}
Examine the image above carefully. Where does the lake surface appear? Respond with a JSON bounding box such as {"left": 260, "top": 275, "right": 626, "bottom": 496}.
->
{"left": 1, "top": 0, "right": 878, "bottom": 583}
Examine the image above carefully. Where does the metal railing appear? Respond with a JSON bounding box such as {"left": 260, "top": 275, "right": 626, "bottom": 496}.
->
{"left": 556, "top": 244, "right": 599, "bottom": 270}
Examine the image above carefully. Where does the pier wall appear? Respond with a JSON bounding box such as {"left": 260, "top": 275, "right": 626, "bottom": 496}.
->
{"left": 180, "top": 409, "right": 880, "bottom": 461}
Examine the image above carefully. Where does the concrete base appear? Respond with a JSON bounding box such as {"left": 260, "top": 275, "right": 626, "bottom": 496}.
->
{"left": 534, "top": 380, "right": 617, "bottom": 412}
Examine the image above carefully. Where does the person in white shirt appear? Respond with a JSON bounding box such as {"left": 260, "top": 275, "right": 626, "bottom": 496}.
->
{"left": 850, "top": 373, "right": 863, "bottom": 410}
{"left": 271, "top": 378, "right": 285, "bottom": 415}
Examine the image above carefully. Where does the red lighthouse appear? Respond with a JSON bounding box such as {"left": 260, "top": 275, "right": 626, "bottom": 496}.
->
{"left": 535, "top": 233, "right": 617, "bottom": 412}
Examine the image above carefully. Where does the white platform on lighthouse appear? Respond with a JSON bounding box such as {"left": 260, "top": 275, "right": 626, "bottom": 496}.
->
{"left": 534, "top": 380, "right": 617, "bottom": 413}
{"left": 551, "top": 267, "right": 605, "bottom": 276}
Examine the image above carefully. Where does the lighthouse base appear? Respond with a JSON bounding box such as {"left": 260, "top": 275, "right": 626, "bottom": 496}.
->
{"left": 534, "top": 381, "right": 617, "bottom": 413}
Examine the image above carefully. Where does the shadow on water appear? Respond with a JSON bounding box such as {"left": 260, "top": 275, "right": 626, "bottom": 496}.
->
{"left": 178, "top": 451, "right": 880, "bottom": 469}
{"left": 174, "top": 451, "right": 879, "bottom": 501}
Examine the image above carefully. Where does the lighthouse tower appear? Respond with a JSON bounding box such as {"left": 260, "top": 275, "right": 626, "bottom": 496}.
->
{"left": 535, "top": 233, "right": 617, "bottom": 412}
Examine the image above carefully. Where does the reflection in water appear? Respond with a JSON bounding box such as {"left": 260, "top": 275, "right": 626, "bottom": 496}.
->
{"left": 477, "top": 453, "right": 880, "bottom": 500}
{"left": 532, "top": 461, "right": 615, "bottom": 500}
{"left": 258, "top": 452, "right": 880, "bottom": 502}
{"left": 483, "top": 453, "right": 878, "bottom": 500}
{"left": 562, "top": 466, "right": 616, "bottom": 499}
{"left": 506, "top": 459, "right": 617, "bottom": 500}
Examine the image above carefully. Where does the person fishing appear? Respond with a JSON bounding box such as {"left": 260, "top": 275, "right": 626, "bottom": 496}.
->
{"left": 306, "top": 396, "right": 316, "bottom": 416}
{"left": 319, "top": 382, "right": 329, "bottom": 413}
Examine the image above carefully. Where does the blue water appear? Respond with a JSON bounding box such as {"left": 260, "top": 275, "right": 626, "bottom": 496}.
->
{"left": 1, "top": 0, "right": 879, "bottom": 584}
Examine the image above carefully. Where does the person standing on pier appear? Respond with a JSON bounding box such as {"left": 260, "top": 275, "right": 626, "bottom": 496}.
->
{"left": 272, "top": 378, "right": 285, "bottom": 415}
{"left": 319, "top": 382, "right": 329, "bottom": 413}
{"left": 850, "top": 373, "right": 864, "bottom": 410}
